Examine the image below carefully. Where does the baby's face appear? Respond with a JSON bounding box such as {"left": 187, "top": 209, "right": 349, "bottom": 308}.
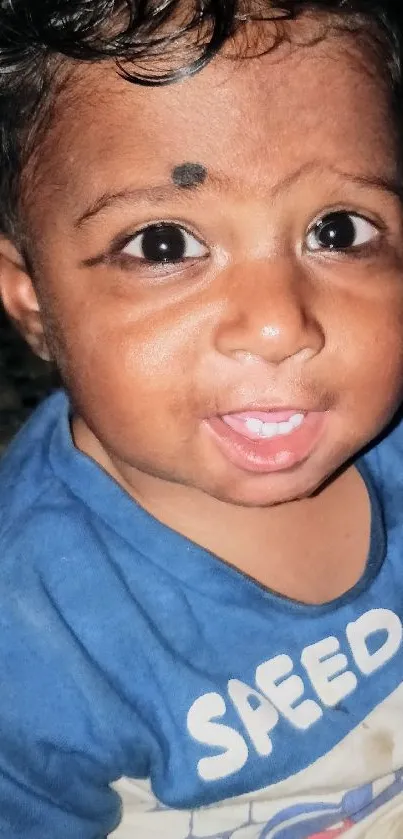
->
{"left": 10, "top": 25, "right": 403, "bottom": 507}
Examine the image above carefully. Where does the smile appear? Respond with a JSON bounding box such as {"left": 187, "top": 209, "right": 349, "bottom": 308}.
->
{"left": 222, "top": 411, "right": 305, "bottom": 441}
{"left": 204, "top": 409, "right": 327, "bottom": 474}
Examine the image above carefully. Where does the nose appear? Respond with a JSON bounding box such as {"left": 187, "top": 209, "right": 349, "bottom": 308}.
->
{"left": 214, "top": 259, "right": 325, "bottom": 365}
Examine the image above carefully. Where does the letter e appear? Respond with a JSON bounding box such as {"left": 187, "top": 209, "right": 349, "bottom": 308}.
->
{"left": 301, "top": 637, "right": 357, "bottom": 707}
{"left": 256, "top": 655, "right": 322, "bottom": 729}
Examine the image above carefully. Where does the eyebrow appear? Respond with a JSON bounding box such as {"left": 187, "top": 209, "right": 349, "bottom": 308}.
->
{"left": 268, "top": 162, "right": 403, "bottom": 202}
{"left": 74, "top": 178, "right": 225, "bottom": 229}
{"left": 343, "top": 172, "right": 403, "bottom": 200}
{"left": 74, "top": 163, "right": 403, "bottom": 229}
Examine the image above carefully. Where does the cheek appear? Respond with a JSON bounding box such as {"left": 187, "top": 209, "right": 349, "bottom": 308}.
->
{"left": 338, "top": 300, "right": 403, "bottom": 419}
{"left": 56, "top": 295, "right": 205, "bottom": 416}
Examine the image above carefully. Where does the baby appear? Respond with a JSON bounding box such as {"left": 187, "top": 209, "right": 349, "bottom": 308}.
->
{"left": 0, "top": 1, "right": 403, "bottom": 836}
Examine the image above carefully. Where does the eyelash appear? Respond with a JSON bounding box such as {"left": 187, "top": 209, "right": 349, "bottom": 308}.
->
{"left": 97, "top": 209, "right": 385, "bottom": 274}
{"left": 304, "top": 210, "right": 382, "bottom": 257}
{"left": 106, "top": 222, "right": 208, "bottom": 268}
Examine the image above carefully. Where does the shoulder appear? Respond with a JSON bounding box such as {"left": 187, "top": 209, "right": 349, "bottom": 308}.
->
{"left": 0, "top": 391, "right": 102, "bottom": 645}
{"left": 0, "top": 393, "right": 120, "bottom": 648}
{"left": 0, "top": 395, "right": 153, "bottom": 812}
{"left": 361, "top": 412, "right": 403, "bottom": 535}
{"left": 0, "top": 391, "right": 70, "bottom": 537}
{"left": 0, "top": 390, "right": 116, "bottom": 559}
{"left": 0, "top": 388, "right": 162, "bottom": 630}
{"left": 363, "top": 412, "right": 403, "bottom": 490}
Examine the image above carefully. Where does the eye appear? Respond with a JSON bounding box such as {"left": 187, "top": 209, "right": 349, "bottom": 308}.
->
{"left": 122, "top": 222, "right": 208, "bottom": 263}
{"left": 306, "top": 211, "right": 379, "bottom": 252}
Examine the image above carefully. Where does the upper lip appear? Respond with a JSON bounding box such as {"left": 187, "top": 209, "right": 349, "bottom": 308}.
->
{"left": 215, "top": 404, "right": 313, "bottom": 416}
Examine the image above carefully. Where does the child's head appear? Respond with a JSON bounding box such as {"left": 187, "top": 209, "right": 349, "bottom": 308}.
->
{"left": 1, "top": 0, "right": 403, "bottom": 509}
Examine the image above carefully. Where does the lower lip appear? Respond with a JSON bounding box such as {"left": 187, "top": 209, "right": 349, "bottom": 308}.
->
{"left": 204, "top": 412, "right": 326, "bottom": 474}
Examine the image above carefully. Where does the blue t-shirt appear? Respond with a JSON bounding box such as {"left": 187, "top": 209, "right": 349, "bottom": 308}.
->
{"left": 1, "top": 391, "right": 403, "bottom": 839}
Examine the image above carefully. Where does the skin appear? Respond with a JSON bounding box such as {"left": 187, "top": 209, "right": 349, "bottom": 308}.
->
{"left": 1, "top": 22, "right": 403, "bottom": 602}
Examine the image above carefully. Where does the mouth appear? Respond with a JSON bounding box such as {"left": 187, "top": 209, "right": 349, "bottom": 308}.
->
{"left": 204, "top": 408, "right": 327, "bottom": 474}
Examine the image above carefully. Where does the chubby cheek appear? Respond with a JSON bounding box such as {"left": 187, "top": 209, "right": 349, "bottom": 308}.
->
{"left": 338, "top": 299, "right": 403, "bottom": 437}
{"left": 53, "top": 293, "right": 207, "bottom": 454}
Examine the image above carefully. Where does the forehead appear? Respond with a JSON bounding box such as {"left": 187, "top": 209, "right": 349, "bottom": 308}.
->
{"left": 27, "top": 26, "right": 396, "bottom": 219}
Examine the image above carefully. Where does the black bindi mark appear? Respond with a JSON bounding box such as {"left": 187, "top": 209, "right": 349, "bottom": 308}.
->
{"left": 171, "top": 162, "right": 207, "bottom": 189}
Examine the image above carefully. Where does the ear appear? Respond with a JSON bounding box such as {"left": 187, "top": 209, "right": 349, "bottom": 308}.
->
{"left": 0, "top": 237, "right": 51, "bottom": 361}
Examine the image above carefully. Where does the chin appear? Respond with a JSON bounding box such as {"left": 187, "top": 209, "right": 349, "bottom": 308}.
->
{"left": 207, "top": 464, "right": 340, "bottom": 508}
{"left": 207, "top": 476, "right": 324, "bottom": 509}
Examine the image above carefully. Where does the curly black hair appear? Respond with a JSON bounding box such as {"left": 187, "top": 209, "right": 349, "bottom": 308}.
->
{"left": 0, "top": 0, "right": 402, "bottom": 241}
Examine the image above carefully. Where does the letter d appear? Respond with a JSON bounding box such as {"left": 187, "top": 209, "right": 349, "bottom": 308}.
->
{"left": 347, "top": 609, "right": 402, "bottom": 676}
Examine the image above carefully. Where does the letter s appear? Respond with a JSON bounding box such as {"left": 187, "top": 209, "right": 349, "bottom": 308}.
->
{"left": 187, "top": 693, "right": 248, "bottom": 782}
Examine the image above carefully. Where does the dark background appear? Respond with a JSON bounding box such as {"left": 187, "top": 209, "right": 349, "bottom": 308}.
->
{"left": 0, "top": 307, "right": 57, "bottom": 452}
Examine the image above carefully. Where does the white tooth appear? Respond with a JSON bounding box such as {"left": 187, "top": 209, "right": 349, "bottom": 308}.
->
{"left": 290, "top": 413, "right": 304, "bottom": 428}
{"left": 261, "top": 422, "right": 279, "bottom": 438}
{"left": 278, "top": 420, "right": 293, "bottom": 435}
{"left": 245, "top": 418, "right": 263, "bottom": 433}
